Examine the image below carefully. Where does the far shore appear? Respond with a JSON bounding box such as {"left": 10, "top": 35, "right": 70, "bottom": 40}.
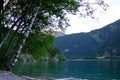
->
{"left": 67, "top": 58, "right": 120, "bottom": 61}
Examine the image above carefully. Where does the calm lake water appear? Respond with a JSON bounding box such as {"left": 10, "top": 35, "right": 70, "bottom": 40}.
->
{"left": 13, "top": 60, "right": 120, "bottom": 80}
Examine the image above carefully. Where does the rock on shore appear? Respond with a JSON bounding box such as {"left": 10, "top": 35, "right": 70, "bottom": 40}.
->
{"left": 0, "top": 71, "right": 28, "bottom": 80}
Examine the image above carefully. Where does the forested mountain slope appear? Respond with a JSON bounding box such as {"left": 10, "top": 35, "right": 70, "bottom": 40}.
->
{"left": 55, "top": 19, "right": 120, "bottom": 59}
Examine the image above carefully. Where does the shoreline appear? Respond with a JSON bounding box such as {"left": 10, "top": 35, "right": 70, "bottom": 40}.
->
{"left": 67, "top": 58, "right": 120, "bottom": 61}
{"left": 0, "top": 70, "right": 36, "bottom": 80}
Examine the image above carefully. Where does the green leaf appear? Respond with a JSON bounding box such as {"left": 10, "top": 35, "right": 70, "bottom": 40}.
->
{"left": 0, "top": 14, "right": 5, "bottom": 20}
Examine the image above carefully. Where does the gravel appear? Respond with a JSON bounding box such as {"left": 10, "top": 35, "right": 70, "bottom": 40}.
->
{"left": 0, "top": 71, "right": 28, "bottom": 80}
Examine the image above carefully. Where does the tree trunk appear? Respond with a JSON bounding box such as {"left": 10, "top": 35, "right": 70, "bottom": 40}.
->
{"left": 6, "top": 11, "right": 38, "bottom": 71}
{"left": 0, "top": 20, "right": 23, "bottom": 61}
{"left": 0, "top": 0, "right": 4, "bottom": 42}
{"left": 0, "top": 15, "right": 24, "bottom": 49}
{"left": 0, "top": 0, "right": 34, "bottom": 49}
{"left": 0, "top": 0, "right": 3, "bottom": 14}
{"left": 3, "top": 0, "right": 9, "bottom": 8}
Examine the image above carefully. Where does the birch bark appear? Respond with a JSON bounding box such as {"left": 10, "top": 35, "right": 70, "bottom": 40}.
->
{"left": 6, "top": 9, "right": 38, "bottom": 71}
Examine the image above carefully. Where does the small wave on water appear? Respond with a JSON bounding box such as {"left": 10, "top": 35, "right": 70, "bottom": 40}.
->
{"left": 22, "top": 76, "right": 88, "bottom": 80}
{"left": 22, "top": 76, "right": 119, "bottom": 80}
{"left": 55, "top": 77, "right": 88, "bottom": 80}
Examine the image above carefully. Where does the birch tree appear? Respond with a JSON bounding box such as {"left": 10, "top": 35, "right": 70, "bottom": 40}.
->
{"left": 0, "top": 0, "right": 108, "bottom": 70}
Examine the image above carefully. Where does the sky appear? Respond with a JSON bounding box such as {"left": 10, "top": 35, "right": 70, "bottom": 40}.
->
{"left": 65, "top": 0, "right": 120, "bottom": 34}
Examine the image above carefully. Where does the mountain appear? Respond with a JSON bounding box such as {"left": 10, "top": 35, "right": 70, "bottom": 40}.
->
{"left": 54, "top": 19, "right": 120, "bottom": 59}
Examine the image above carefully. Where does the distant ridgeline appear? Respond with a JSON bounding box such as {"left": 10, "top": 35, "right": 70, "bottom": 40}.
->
{"left": 54, "top": 19, "right": 120, "bottom": 59}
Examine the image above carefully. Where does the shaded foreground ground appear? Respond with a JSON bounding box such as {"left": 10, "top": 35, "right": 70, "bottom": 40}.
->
{"left": 0, "top": 71, "right": 39, "bottom": 80}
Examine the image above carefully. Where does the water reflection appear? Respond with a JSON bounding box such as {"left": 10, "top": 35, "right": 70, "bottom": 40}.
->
{"left": 13, "top": 60, "right": 120, "bottom": 79}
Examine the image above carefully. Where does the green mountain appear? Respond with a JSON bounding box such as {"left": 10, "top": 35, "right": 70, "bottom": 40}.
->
{"left": 54, "top": 19, "right": 120, "bottom": 59}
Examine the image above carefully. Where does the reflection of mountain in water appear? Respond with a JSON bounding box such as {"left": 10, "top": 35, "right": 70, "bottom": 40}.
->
{"left": 55, "top": 19, "right": 120, "bottom": 59}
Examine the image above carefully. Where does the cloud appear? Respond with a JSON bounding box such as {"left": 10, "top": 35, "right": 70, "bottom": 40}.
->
{"left": 65, "top": 0, "right": 120, "bottom": 34}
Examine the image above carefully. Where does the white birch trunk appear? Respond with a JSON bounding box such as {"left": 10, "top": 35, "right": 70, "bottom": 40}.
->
{"left": 7, "top": 10, "right": 38, "bottom": 71}
{"left": 3, "top": 0, "right": 9, "bottom": 8}
{"left": 0, "top": 16, "right": 23, "bottom": 49}
{"left": 0, "top": 30, "right": 11, "bottom": 48}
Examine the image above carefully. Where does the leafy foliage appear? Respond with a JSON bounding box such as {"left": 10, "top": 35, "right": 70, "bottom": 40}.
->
{"left": 0, "top": 0, "right": 108, "bottom": 70}
{"left": 0, "top": 0, "right": 78, "bottom": 70}
{"left": 0, "top": 30, "right": 23, "bottom": 70}
{"left": 23, "top": 31, "right": 66, "bottom": 60}
{"left": 23, "top": 31, "right": 53, "bottom": 58}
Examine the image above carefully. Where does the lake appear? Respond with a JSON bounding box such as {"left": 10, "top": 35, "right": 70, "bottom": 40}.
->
{"left": 13, "top": 60, "right": 120, "bottom": 80}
